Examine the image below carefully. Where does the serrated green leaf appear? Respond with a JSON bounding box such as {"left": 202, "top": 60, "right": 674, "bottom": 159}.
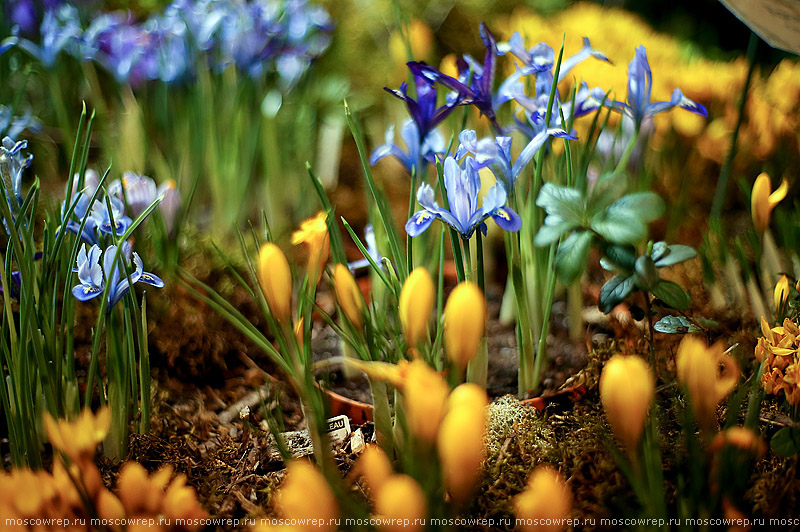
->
{"left": 536, "top": 183, "right": 585, "bottom": 224}
{"left": 555, "top": 231, "right": 594, "bottom": 284}
{"left": 654, "top": 244, "right": 697, "bottom": 268}
{"left": 654, "top": 315, "right": 697, "bottom": 334}
{"left": 590, "top": 209, "right": 647, "bottom": 245}
{"left": 599, "top": 274, "right": 635, "bottom": 313}
{"left": 610, "top": 192, "right": 666, "bottom": 223}
{"left": 771, "top": 427, "right": 800, "bottom": 458}
{"left": 534, "top": 219, "right": 579, "bottom": 247}
{"left": 652, "top": 280, "right": 691, "bottom": 309}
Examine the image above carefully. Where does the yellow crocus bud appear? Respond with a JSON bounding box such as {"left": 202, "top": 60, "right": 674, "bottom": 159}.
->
{"left": 599, "top": 355, "right": 654, "bottom": 450}
{"left": 775, "top": 275, "right": 790, "bottom": 315}
{"left": 96, "top": 490, "right": 126, "bottom": 523}
{"left": 349, "top": 444, "right": 393, "bottom": 495}
{"left": 513, "top": 466, "right": 572, "bottom": 532}
{"left": 163, "top": 473, "right": 207, "bottom": 525}
{"left": 710, "top": 427, "right": 766, "bottom": 457}
{"left": 333, "top": 264, "right": 364, "bottom": 329}
{"left": 676, "top": 336, "right": 739, "bottom": 429}
{"left": 44, "top": 407, "right": 110, "bottom": 467}
{"left": 291, "top": 211, "right": 330, "bottom": 285}
{"left": 276, "top": 460, "right": 338, "bottom": 532}
{"left": 399, "top": 267, "right": 434, "bottom": 347}
{"left": 751, "top": 172, "right": 788, "bottom": 234}
{"left": 403, "top": 360, "right": 450, "bottom": 444}
{"left": 444, "top": 282, "right": 486, "bottom": 371}
{"left": 437, "top": 384, "right": 488, "bottom": 505}
{"left": 258, "top": 243, "right": 292, "bottom": 324}
{"left": 375, "top": 474, "right": 427, "bottom": 532}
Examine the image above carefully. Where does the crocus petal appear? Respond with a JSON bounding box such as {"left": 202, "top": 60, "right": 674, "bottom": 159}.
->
{"left": 769, "top": 178, "right": 789, "bottom": 207}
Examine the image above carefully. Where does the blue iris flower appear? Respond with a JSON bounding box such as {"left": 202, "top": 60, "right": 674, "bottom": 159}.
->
{"left": 61, "top": 192, "right": 132, "bottom": 246}
{"left": 384, "top": 72, "right": 462, "bottom": 146}
{"left": 72, "top": 242, "right": 164, "bottom": 310}
{"left": 612, "top": 46, "right": 707, "bottom": 128}
{"left": 498, "top": 35, "right": 609, "bottom": 101}
{"left": 408, "top": 22, "right": 503, "bottom": 132}
{"left": 406, "top": 156, "right": 521, "bottom": 239}
{"left": 0, "top": 136, "right": 33, "bottom": 211}
{"left": 455, "top": 125, "right": 575, "bottom": 191}
{"left": 347, "top": 224, "right": 382, "bottom": 273}
{"left": 370, "top": 119, "right": 445, "bottom": 174}
{"left": 18, "top": 4, "right": 81, "bottom": 67}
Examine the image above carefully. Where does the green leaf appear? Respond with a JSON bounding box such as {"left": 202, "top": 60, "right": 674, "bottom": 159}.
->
{"left": 654, "top": 244, "right": 697, "bottom": 268}
{"left": 610, "top": 192, "right": 666, "bottom": 224}
{"left": 590, "top": 209, "right": 647, "bottom": 245}
{"left": 654, "top": 315, "right": 698, "bottom": 334}
{"left": 633, "top": 255, "right": 659, "bottom": 291}
{"left": 534, "top": 219, "right": 578, "bottom": 247}
{"left": 536, "top": 183, "right": 585, "bottom": 225}
{"left": 599, "top": 275, "right": 635, "bottom": 313}
{"left": 651, "top": 280, "right": 691, "bottom": 309}
{"left": 555, "top": 231, "right": 594, "bottom": 284}
{"left": 601, "top": 244, "right": 637, "bottom": 272}
{"left": 587, "top": 171, "right": 627, "bottom": 214}
{"left": 771, "top": 427, "right": 800, "bottom": 458}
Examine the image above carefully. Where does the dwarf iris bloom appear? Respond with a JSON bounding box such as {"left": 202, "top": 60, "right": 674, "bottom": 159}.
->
{"left": 408, "top": 23, "right": 502, "bottom": 132}
{"left": 73, "top": 242, "right": 163, "bottom": 310}
{"left": 18, "top": 4, "right": 81, "bottom": 67}
{"left": 455, "top": 125, "right": 575, "bottom": 191}
{"left": 612, "top": 46, "right": 706, "bottom": 128}
{"left": 370, "top": 119, "right": 445, "bottom": 174}
{"left": 0, "top": 136, "right": 33, "bottom": 211}
{"left": 385, "top": 71, "right": 462, "bottom": 147}
{"left": 347, "top": 224, "right": 383, "bottom": 273}
{"left": 406, "top": 156, "right": 521, "bottom": 239}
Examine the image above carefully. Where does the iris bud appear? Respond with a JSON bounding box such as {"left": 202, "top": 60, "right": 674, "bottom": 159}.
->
{"left": 599, "top": 355, "right": 654, "bottom": 450}
{"left": 444, "top": 282, "right": 486, "bottom": 371}
{"left": 333, "top": 264, "right": 364, "bottom": 329}
{"left": 399, "top": 267, "right": 434, "bottom": 347}
{"left": 514, "top": 466, "right": 572, "bottom": 532}
{"left": 257, "top": 243, "right": 292, "bottom": 324}
{"left": 375, "top": 474, "right": 426, "bottom": 532}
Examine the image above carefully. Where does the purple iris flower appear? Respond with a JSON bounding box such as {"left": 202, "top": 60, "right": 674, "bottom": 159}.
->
{"left": 384, "top": 71, "right": 462, "bottom": 147}
{"left": 17, "top": 4, "right": 81, "bottom": 67}
{"left": 406, "top": 156, "right": 521, "bottom": 239}
{"left": 72, "top": 242, "right": 163, "bottom": 311}
{"left": 611, "top": 46, "right": 706, "bottom": 128}
{"left": 455, "top": 125, "right": 575, "bottom": 190}
{"left": 370, "top": 119, "right": 445, "bottom": 175}
{"left": 408, "top": 22, "right": 502, "bottom": 132}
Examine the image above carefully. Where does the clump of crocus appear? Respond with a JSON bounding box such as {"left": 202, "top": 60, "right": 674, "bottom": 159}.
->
{"left": 751, "top": 172, "right": 788, "bottom": 235}
{"left": 402, "top": 359, "right": 451, "bottom": 444}
{"left": 514, "top": 465, "right": 572, "bottom": 532}
{"left": 756, "top": 316, "right": 800, "bottom": 406}
{"left": 333, "top": 263, "right": 364, "bottom": 329}
{"left": 676, "top": 336, "right": 739, "bottom": 429}
{"left": 350, "top": 444, "right": 393, "bottom": 495}
{"left": 44, "top": 407, "right": 110, "bottom": 467}
{"left": 437, "top": 383, "right": 488, "bottom": 505}
{"left": 291, "top": 211, "right": 330, "bottom": 284}
{"left": 399, "top": 267, "right": 435, "bottom": 348}
{"left": 599, "top": 355, "right": 655, "bottom": 451}
{"left": 374, "top": 474, "right": 427, "bottom": 532}
{"left": 274, "top": 460, "right": 338, "bottom": 532}
{"left": 444, "top": 282, "right": 486, "bottom": 372}
{"left": 258, "top": 242, "right": 293, "bottom": 324}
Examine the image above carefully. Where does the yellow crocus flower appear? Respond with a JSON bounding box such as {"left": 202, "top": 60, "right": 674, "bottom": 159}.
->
{"left": 751, "top": 172, "right": 788, "bottom": 234}
{"left": 258, "top": 243, "right": 293, "bottom": 324}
